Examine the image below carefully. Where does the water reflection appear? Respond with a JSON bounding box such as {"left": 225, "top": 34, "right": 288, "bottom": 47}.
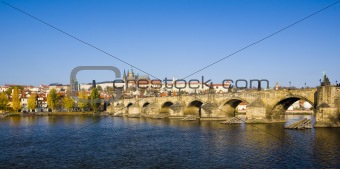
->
{"left": 0, "top": 115, "right": 339, "bottom": 168}
{"left": 313, "top": 128, "right": 340, "bottom": 168}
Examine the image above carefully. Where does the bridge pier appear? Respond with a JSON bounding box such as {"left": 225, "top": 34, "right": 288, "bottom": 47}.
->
{"left": 142, "top": 103, "right": 160, "bottom": 117}
{"left": 201, "top": 103, "right": 220, "bottom": 117}
{"left": 127, "top": 104, "right": 140, "bottom": 116}
{"left": 315, "top": 107, "right": 339, "bottom": 127}
{"left": 245, "top": 99, "right": 269, "bottom": 123}
{"left": 168, "top": 102, "right": 185, "bottom": 117}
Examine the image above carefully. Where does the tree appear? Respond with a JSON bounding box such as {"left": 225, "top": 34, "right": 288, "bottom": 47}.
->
{"left": 96, "top": 85, "right": 103, "bottom": 92}
{"left": 90, "top": 87, "right": 100, "bottom": 113}
{"left": 5, "top": 86, "right": 23, "bottom": 96}
{"left": 105, "top": 86, "right": 112, "bottom": 92}
{"left": 105, "top": 86, "right": 114, "bottom": 95}
{"left": 63, "top": 96, "right": 74, "bottom": 112}
{"left": 27, "top": 94, "right": 37, "bottom": 112}
{"left": 11, "top": 86, "right": 21, "bottom": 112}
{"left": 0, "top": 92, "right": 9, "bottom": 113}
{"left": 78, "top": 91, "right": 88, "bottom": 112}
{"left": 47, "top": 88, "right": 59, "bottom": 112}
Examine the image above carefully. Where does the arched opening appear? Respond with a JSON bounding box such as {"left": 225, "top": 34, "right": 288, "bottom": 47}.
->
{"left": 162, "top": 101, "right": 174, "bottom": 108}
{"left": 141, "top": 102, "right": 150, "bottom": 115}
{"left": 142, "top": 102, "right": 150, "bottom": 108}
{"left": 270, "top": 97, "right": 314, "bottom": 120}
{"left": 220, "top": 99, "right": 247, "bottom": 117}
{"left": 125, "top": 102, "right": 134, "bottom": 114}
{"left": 184, "top": 100, "right": 203, "bottom": 117}
{"left": 127, "top": 103, "right": 133, "bottom": 108}
{"left": 159, "top": 101, "right": 174, "bottom": 115}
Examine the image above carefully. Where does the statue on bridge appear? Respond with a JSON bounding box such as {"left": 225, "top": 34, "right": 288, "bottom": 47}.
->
{"left": 321, "top": 72, "right": 331, "bottom": 86}
{"left": 275, "top": 82, "right": 279, "bottom": 90}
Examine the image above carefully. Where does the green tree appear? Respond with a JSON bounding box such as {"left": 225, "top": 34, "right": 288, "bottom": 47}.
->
{"left": 78, "top": 91, "right": 88, "bottom": 112}
{"left": 63, "top": 96, "right": 74, "bottom": 112}
{"left": 90, "top": 87, "right": 100, "bottom": 113}
{"left": 96, "top": 85, "right": 103, "bottom": 92}
{"left": 0, "top": 92, "right": 9, "bottom": 113}
{"left": 11, "top": 86, "right": 21, "bottom": 112}
{"left": 27, "top": 94, "right": 37, "bottom": 112}
{"left": 47, "top": 88, "right": 59, "bottom": 112}
{"left": 105, "top": 86, "right": 112, "bottom": 92}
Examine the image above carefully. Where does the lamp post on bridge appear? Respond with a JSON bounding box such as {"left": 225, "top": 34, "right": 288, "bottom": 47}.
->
{"left": 305, "top": 83, "right": 306, "bottom": 89}
{"left": 336, "top": 80, "right": 338, "bottom": 87}
{"left": 289, "top": 81, "right": 291, "bottom": 89}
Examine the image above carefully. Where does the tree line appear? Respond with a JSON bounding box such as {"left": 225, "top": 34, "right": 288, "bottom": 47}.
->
{"left": 0, "top": 86, "right": 102, "bottom": 113}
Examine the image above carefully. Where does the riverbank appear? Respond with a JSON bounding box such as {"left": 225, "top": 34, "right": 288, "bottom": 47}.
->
{"left": 0, "top": 112, "right": 98, "bottom": 117}
{"left": 50, "top": 112, "right": 95, "bottom": 116}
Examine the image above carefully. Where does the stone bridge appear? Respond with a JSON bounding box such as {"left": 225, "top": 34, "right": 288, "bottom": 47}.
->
{"left": 108, "top": 85, "right": 340, "bottom": 127}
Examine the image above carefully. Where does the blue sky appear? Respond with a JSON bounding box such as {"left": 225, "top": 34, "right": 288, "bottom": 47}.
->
{"left": 1, "top": 0, "right": 339, "bottom": 87}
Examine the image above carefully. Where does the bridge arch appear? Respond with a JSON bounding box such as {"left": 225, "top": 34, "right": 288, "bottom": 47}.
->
{"left": 162, "top": 101, "right": 174, "bottom": 108}
{"left": 184, "top": 100, "right": 204, "bottom": 117}
{"left": 220, "top": 98, "right": 248, "bottom": 117}
{"left": 141, "top": 102, "right": 150, "bottom": 115}
{"left": 125, "top": 102, "right": 134, "bottom": 114}
{"left": 126, "top": 102, "right": 134, "bottom": 108}
{"left": 142, "top": 102, "right": 150, "bottom": 108}
{"left": 270, "top": 96, "right": 314, "bottom": 118}
{"left": 160, "top": 101, "right": 174, "bottom": 115}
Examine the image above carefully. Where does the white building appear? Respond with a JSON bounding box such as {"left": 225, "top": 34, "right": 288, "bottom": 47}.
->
{"left": 21, "top": 97, "right": 28, "bottom": 112}
{"left": 237, "top": 102, "right": 247, "bottom": 111}
{"left": 79, "top": 81, "right": 121, "bottom": 91}
{"left": 0, "top": 86, "right": 8, "bottom": 92}
{"left": 29, "top": 87, "right": 40, "bottom": 92}
{"left": 49, "top": 83, "right": 70, "bottom": 93}
{"left": 287, "top": 101, "right": 299, "bottom": 110}
{"left": 287, "top": 100, "right": 312, "bottom": 110}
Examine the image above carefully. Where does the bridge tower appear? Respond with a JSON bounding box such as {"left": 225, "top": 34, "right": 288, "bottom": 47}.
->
{"left": 315, "top": 74, "right": 340, "bottom": 127}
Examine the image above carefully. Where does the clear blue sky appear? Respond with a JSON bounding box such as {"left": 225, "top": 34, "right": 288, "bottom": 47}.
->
{"left": 1, "top": 0, "right": 339, "bottom": 87}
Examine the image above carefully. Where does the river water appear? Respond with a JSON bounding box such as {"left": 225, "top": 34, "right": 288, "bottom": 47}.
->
{"left": 0, "top": 115, "right": 340, "bottom": 168}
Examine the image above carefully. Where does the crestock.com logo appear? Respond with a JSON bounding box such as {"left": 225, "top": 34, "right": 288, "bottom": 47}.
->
{"left": 70, "top": 66, "right": 122, "bottom": 104}
{"left": 70, "top": 66, "right": 270, "bottom": 103}
{"left": 116, "top": 77, "right": 270, "bottom": 91}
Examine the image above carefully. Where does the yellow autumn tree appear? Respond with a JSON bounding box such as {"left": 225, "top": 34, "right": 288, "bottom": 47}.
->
{"left": 78, "top": 91, "right": 88, "bottom": 112}
{"left": 63, "top": 96, "right": 74, "bottom": 112}
{"left": 11, "top": 86, "right": 21, "bottom": 112}
{"left": 47, "top": 88, "right": 59, "bottom": 112}
{"left": 0, "top": 92, "right": 9, "bottom": 113}
{"left": 28, "top": 94, "right": 37, "bottom": 112}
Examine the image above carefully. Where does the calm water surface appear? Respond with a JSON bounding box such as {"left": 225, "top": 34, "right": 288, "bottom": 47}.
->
{"left": 0, "top": 115, "right": 340, "bottom": 168}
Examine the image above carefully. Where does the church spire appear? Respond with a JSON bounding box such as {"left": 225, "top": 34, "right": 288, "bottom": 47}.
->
{"left": 128, "top": 67, "right": 134, "bottom": 78}
{"left": 123, "top": 69, "right": 127, "bottom": 81}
